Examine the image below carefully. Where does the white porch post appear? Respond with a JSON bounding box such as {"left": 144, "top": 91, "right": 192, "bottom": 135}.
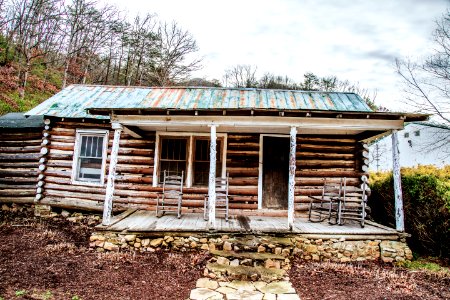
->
{"left": 391, "top": 130, "right": 405, "bottom": 232}
{"left": 288, "top": 126, "right": 297, "bottom": 230}
{"left": 208, "top": 124, "right": 217, "bottom": 228}
{"left": 102, "top": 123, "right": 122, "bottom": 225}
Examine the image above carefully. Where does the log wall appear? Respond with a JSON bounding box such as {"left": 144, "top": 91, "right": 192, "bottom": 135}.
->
{"left": 36, "top": 121, "right": 368, "bottom": 216}
{"left": 295, "top": 134, "right": 368, "bottom": 215}
{"left": 0, "top": 129, "right": 42, "bottom": 204}
{"left": 40, "top": 120, "right": 156, "bottom": 211}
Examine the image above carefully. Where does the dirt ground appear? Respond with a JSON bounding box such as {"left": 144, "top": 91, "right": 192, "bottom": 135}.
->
{"left": 0, "top": 208, "right": 206, "bottom": 300}
{"left": 289, "top": 257, "right": 450, "bottom": 300}
{"left": 1, "top": 207, "right": 449, "bottom": 300}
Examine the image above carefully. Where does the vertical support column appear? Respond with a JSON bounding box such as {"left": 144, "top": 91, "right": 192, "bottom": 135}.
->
{"left": 391, "top": 130, "right": 405, "bottom": 232}
{"left": 288, "top": 126, "right": 297, "bottom": 230}
{"left": 102, "top": 123, "right": 122, "bottom": 226}
{"left": 208, "top": 124, "right": 217, "bottom": 229}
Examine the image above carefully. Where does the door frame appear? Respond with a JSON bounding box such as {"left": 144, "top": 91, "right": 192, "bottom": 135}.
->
{"left": 257, "top": 134, "right": 290, "bottom": 209}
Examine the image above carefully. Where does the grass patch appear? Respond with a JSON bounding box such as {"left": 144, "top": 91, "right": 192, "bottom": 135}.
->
{"left": 397, "top": 258, "right": 450, "bottom": 274}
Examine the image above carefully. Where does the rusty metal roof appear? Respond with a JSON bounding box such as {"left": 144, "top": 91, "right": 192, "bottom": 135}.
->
{"left": 26, "top": 85, "right": 373, "bottom": 119}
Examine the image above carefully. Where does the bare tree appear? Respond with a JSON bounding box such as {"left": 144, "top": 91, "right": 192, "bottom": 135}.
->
{"left": 150, "top": 21, "right": 202, "bottom": 86}
{"left": 396, "top": 12, "right": 450, "bottom": 125}
{"left": 6, "top": 0, "right": 64, "bottom": 98}
{"left": 223, "top": 64, "right": 258, "bottom": 88}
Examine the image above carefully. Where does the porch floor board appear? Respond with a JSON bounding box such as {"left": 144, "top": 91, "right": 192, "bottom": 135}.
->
{"left": 97, "top": 210, "right": 401, "bottom": 239}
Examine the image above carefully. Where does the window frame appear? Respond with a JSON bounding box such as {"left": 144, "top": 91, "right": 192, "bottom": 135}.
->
{"left": 71, "top": 129, "right": 109, "bottom": 186}
{"left": 153, "top": 132, "right": 227, "bottom": 187}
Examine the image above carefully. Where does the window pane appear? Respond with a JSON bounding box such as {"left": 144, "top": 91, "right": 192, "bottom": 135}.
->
{"left": 193, "top": 139, "right": 222, "bottom": 186}
{"left": 159, "top": 138, "right": 187, "bottom": 183}
{"left": 77, "top": 157, "right": 102, "bottom": 181}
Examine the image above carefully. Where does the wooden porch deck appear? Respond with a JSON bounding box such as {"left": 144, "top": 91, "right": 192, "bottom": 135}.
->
{"left": 97, "top": 210, "right": 402, "bottom": 240}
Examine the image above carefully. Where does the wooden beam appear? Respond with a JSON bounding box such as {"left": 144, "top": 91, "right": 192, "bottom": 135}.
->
{"left": 288, "top": 126, "right": 297, "bottom": 230}
{"left": 123, "top": 125, "right": 145, "bottom": 138}
{"left": 391, "top": 130, "right": 404, "bottom": 232}
{"left": 208, "top": 124, "right": 217, "bottom": 229}
{"left": 102, "top": 124, "right": 122, "bottom": 225}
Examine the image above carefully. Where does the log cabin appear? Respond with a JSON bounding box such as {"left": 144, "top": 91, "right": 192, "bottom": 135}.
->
{"left": 4, "top": 85, "right": 428, "bottom": 235}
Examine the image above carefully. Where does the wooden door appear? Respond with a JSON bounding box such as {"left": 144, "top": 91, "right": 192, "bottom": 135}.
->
{"left": 262, "top": 136, "right": 289, "bottom": 209}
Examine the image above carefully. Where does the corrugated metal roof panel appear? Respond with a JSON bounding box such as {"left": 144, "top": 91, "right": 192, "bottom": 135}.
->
{"left": 26, "top": 85, "right": 373, "bottom": 118}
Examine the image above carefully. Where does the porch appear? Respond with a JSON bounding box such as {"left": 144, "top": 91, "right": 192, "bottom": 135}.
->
{"left": 96, "top": 209, "right": 403, "bottom": 240}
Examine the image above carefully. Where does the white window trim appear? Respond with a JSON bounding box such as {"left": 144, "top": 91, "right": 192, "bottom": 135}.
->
{"left": 153, "top": 131, "right": 227, "bottom": 187}
{"left": 71, "top": 129, "right": 109, "bottom": 186}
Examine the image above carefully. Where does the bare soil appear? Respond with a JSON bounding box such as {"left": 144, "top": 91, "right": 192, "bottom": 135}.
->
{"left": 1, "top": 207, "right": 449, "bottom": 300}
{"left": 0, "top": 208, "right": 206, "bottom": 300}
{"left": 289, "top": 257, "right": 450, "bottom": 300}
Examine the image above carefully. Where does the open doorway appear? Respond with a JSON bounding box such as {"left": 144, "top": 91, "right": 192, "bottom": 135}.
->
{"left": 262, "top": 136, "right": 289, "bottom": 209}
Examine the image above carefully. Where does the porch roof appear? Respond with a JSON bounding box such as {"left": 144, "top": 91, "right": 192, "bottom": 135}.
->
{"left": 26, "top": 84, "right": 374, "bottom": 119}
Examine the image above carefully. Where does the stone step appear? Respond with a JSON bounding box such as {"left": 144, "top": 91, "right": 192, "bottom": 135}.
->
{"left": 210, "top": 249, "right": 287, "bottom": 261}
{"left": 206, "top": 262, "right": 287, "bottom": 282}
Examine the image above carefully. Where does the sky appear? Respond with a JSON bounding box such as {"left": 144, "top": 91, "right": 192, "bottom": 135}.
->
{"left": 106, "top": 0, "right": 449, "bottom": 111}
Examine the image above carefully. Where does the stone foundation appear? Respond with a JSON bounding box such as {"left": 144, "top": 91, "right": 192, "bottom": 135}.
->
{"left": 89, "top": 232, "right": 413, "bottom": 263}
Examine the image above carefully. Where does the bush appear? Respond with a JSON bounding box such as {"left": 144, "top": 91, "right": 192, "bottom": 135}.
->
{"left": 369, "top": 165, "right": 450, "bottom": 258}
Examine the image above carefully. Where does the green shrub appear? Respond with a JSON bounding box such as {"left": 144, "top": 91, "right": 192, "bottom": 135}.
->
{"left": 369, "top": 165, "right": 450, "bottom": 258}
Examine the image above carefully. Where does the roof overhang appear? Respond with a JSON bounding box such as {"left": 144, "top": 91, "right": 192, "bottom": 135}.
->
{"left": 87, "top": 107, "right": 429, "bottom": 123}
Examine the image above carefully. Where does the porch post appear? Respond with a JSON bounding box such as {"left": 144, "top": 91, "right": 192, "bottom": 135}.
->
{"left": 288, "top": 126, "right": 297, "bottom": 230}
{"left": 102, "top": 123, "right": 122, "bottom": 225}
{"left": 391, "top": 130, "right": 404, "bottom": 232}
{"left": 208, "top": 124, "right": 217, "bottom": 228}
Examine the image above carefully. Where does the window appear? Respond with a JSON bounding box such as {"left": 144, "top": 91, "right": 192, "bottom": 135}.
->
{"left": 73, "top": 130, "right": 108, "bottom": 184}
{"left": 155, "top": 133, "right": 226, "bottom": 187}
{"left": 404, "top": 132, "right": 409, "bottom": 138}
{"left": 159, "top": 137, "right": 188, "bottom": 182}
{"left": 414, "top": 130, "right": 420, "bottom": 137}
{"left": 193, "top": 138, "right": 222, "bottom": 185}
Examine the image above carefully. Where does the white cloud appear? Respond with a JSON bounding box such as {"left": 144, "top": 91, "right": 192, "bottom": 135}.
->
{"left": 104, "top": 0, "right": 448, "bottom": 111}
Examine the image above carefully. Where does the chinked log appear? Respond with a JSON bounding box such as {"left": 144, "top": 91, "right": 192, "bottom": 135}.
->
{"left": 53, "top": 121, "right": 110, "bottom": 128}
{"left": 44, "top": 169, "right": 72, "bottom": 178}
{"left": 0, "top": 196, "right": 34, "bottom": 204}
{"left": 297, "top": 144, "right": 355, "bottom": 152}
{"left": 227, "top": 142, "right": 259, "bottom": 149}
{"left": 49, "top": 128, "right": 75, "bottom": 136}
{"left": 295, "top": 177, "right": 360, "bottom": 186}
{"left": 0, "top": 162, "right": 39, "bottom": 168}
{"left": 115, "top": 175, "right": 152, "bottom": 184}
{"left": 49, "top": 142, "right": 73, "bottom": 151}
{"left": 109, "top": 140, "right": 154, "bottom": 147}
{"left": 228, "top": 187, "right": 258, "bottom": 196}
{"left": 49, "top": 148, "right": 73, "bottom": 156}
{"left": 117, "top": 156, "right": 154, "bottom": 165}
{"left": 0, "top": 177, "right": 37, "bottom": 184}
{"left": 44, "top": 190, "right": 105, "bottom": 201}
{"left": 296, "top": 152, "right": 354, "bottom": 160}
{"left": 47, "top": 153, "right": 74, "bottom": 161}
{"left": 46, "top": 161, "right": 73, "bottom": 168}
{"left": 50, "top": 135, "right": 75, "bottom": 143}
{"left": 0, "top": 145, "right": 42, "bottom": 153}
{"left": 0, "top": 169, "right": 38, "bottom": 177}
{"left": 296, "top": 170, "right": 363, "bottom": 177}
{"left": 227, "top": 150, "right": 259, "bottom": 156}
{"left": 116, "top": 148, "right": 153, "bottom": 156}
{"left": 0, "top": 140, "right": 42, "bottom": 147}
{"left": 0, "top": 189, "right": 36, "bottom": 196}
{"left": 0, "top": 153, "right": 41, "bottom": 161}
{"left": 116, "top": 166, "right": 153, "bottom": 174}
{"left": 296, "top": 160, "right": 355, "bottom": 168}
{"left": 0, "top": 184, "right": 36, "bottom": 189}
{"left": 228, "top": 177, "right": 258, "bottom": 186}
{"left": 296, "top": 137, "right": 356, "bottom": 144}
{"left": 228, "top": 168, "right": 259, "bottom": 177}
{"left": 0, "top": 132, "right": 42, "bottom": 140}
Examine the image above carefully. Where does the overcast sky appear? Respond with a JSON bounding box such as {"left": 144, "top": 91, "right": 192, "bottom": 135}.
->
{"left": 107, "top": 0, "right": 448, "bottom": 111}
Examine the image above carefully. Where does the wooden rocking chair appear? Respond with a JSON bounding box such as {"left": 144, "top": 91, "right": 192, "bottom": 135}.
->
{"left": 308, "top": 178, "right": 345, "bottom": 224}
{"left": 339, "top": 181, "right": 368, "bottom": 227}
{"left": 204, "top": 173, "right": 229, "bottom": 222}
{"left": 156, "top": 170, "right": 184, "bottom": 218}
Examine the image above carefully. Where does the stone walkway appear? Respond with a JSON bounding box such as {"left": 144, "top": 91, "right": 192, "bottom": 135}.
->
{"left": 189, "top": 278, "right": 300, "bottom": 300}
